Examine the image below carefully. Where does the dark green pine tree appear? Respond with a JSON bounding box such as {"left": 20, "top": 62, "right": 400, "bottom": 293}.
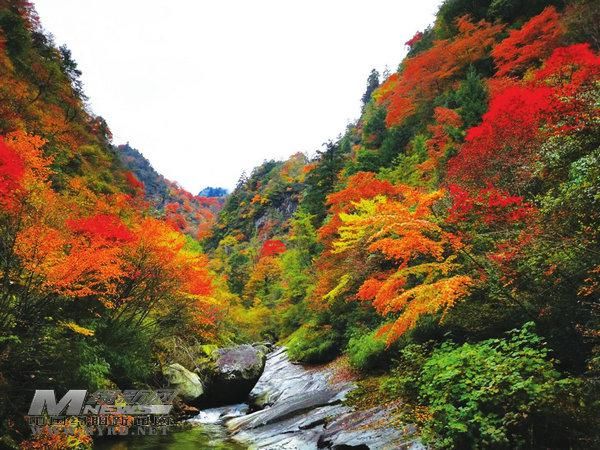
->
{"left": 301, "top": 140, "right": 348, "bottom": 227}
{"left": 361, "top": 68, "right": 380, "bottom": 108}
{"left": 454, "top": 66, "right": 488, "bottom": 129}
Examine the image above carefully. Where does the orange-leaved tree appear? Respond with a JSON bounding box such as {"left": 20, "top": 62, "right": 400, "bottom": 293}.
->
{"left": 375, "top": 16, "right": 503, "bottom": 127}
{"left": 1, "top": 130, "right": 219, "bottom": 340}
{"left": 330, "top": 187, "right": 472, "bottom": 343}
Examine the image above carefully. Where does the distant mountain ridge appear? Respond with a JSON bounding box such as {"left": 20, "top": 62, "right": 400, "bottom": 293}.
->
{"left": 117, "top": 143, "right": 171, "bottom": 208}
{"left": 199, "top": 186, "right": 228, "bottom": 198}
{"left": 117, "top": 143, "right": 224, "bottom": 239}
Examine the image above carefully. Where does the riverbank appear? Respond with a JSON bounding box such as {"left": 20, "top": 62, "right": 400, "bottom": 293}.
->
{"left": 95, "top": 347, "right": 423, "bottom": 449}
{"left": 202, "top": 347, "right": 423, "bottom": 449}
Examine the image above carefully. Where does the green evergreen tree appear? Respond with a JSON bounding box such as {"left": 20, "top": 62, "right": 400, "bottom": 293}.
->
{"left": 361, "top": 68, "right": 380, "bottom": 107}
{"left": 301, "top": 140, "right": 348, "bottom": 226}
{"left": 454, "top": 66, "right": 488, "bottom": 128}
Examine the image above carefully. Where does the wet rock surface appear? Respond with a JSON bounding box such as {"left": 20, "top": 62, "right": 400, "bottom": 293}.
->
{"left": 249, "top": 347, "right": 346, "bottom": 406}
{"left": 317, "top": 406, "right": 424, "bottom": 450}
{"left": 190, "top": 347, "right": 424, "bottom": 449}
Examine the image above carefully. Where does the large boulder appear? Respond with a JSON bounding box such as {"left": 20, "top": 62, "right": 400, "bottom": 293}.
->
{"left": 162, "top": 363, "right": 204, "bottom": 402}
{"left": 199, "top": 344, "right": 267, "bottom": 406}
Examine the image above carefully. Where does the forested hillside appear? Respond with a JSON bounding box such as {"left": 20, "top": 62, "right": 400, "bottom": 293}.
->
{"left": 207, "top": 0, "right": 600, "bottom": 447}
{"left": 0, "top": 2, "right": 230, "bottom": 447}
{"left": 0, "top": 0, "right": 599, "bottom": 448}
{"left": 118, "top": 143, "right": 224, "bottom": 239}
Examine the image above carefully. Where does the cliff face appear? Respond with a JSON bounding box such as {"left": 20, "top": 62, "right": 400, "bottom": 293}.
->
{"left": 117, "top": 143, "right": 172, "bottom": 207}
{"left": 207, "top": 152, "right": 309, "bottom": 249}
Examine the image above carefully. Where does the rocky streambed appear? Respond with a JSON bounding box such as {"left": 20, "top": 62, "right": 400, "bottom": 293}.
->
{"left": 190, "top": 347, "right": 424, "bottom": 449}
{"left": 97, "top": 346, "right": 423, "bottom": 449}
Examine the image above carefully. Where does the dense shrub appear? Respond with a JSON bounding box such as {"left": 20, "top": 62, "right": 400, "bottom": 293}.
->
{"left": 347, "top": 330, "right": 388, "bottom": 372}
{"left": 418, "top": 323, "right": 579, "bottom": 449}
{"left": 285, "top": 324, "right": 340, "bottom": 364}
{"left": 379, "top": 341, "right": 436, "bottom": 406}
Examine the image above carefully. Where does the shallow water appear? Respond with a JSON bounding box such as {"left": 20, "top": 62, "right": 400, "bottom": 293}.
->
{"left": 94, "top": 404, "right": 250, "bottom": 450}
{"left": 93, "top": 423, "right": 248, "bottom": 450}
{"left": 93, "top": 348, "right": 411, "bottom": 449}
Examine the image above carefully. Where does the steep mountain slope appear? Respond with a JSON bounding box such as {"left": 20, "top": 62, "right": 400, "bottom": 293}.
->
{"left": 199, "top": 186, "right": 228, "bottom": 197}
{"left": 0, "top": 0, "right": 598, "bottom": 448}
{"left": 206, "top": 1, "right": 600, "bottom": 447}
{"left": 0, "top": 3, "right": 227, "bottom": 447}
{"left": 118, "top": 143, "right": 224, "bottom": 239}
{"left": 118, "top": 143, "right": 173, "bottom": 207}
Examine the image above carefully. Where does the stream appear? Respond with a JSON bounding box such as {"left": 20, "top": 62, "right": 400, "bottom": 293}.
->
{"left": 95, "top": 348, "right": 424, "bottom": 450}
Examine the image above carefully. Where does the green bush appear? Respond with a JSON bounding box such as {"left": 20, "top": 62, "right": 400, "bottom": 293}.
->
{"left": 279, "top": 300, "right": 309, "bottom": 338}
{"left": 418, "top": 323, "right": 579, "bottom": 449}
{"left": 380, "top": 342, "right": 432, "bottom": 400}
{"left": 96, "top": 321, "right": 154, "bottom": 385}
{"left": 285, "top": 323, "right": 340, "bottom": 364}
{"left": 347, "top": 330, "right": 388, "bottom": 372}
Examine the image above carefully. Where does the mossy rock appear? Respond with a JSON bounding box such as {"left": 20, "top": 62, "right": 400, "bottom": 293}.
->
{"left": 196, "top": 344, "right": 267, "bottom": 407}
{"left": 162, "top": 363, "right": 204, "bottom": 402}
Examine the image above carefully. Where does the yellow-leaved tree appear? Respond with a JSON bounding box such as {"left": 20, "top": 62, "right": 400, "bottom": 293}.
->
{"left": 332, "top": 187, "right": 472, "bottom": 343}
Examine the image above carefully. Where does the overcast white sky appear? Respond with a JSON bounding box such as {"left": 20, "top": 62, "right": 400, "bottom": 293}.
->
{"left": 34, "top": 1, "right": 442, "bottom": 193}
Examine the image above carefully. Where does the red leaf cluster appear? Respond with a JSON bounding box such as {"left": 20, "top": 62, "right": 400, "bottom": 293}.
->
{"left": 67, "top": 214, "right": 135, "bottom": 243}
{"left": 405, "top": 31, "right": 424, "bottom": 48}
{"left": 492, "top": 7, "right": 564, "bottom": 77}
{"left": 448, "top": 184, "right": 531, "bottom": 225}
{"left": 447, "top": 84, "right": 555, "bottom": 187}
{"left": 0, "top": 138, "right": 25, "bottom": 211}
{"left": 260, "top": 239, "right": 286, "bottom": 257}
{"left": 376, "top": 16, "right": 503, "bottom": 127}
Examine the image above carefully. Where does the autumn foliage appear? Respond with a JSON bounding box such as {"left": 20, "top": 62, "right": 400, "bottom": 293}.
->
{"left": 2, "top": 1, "right": 600, "bottom": 447}
{"left": 449, "top": 43, "right": 600, "bottom": 190}
{"left": 447, "top": 84, "right": 555, "bottom": 187}
{"left": 0, "top": 138, "right": 25, "bottom": 210}
{"left": 2, "top": 130, "right": 218, "bottom": 333}
{"left": 375, "top": 16, "right": 503, "bottom": 127}
{"left": 492, "top": 7, "right": 564, "bottom": 77}
{"left": 260, "top": 239, "right": 287, "bottom": 257}
{"left": 419, "top": 107, "right": 462, "bottom": 177}
{"left": 333, "top": 188, "right": 472, "bottom": 343}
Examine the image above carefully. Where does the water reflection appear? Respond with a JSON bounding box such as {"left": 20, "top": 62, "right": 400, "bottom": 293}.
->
{"left": 94, "top": 422, "right": 248, "bottom": 450}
